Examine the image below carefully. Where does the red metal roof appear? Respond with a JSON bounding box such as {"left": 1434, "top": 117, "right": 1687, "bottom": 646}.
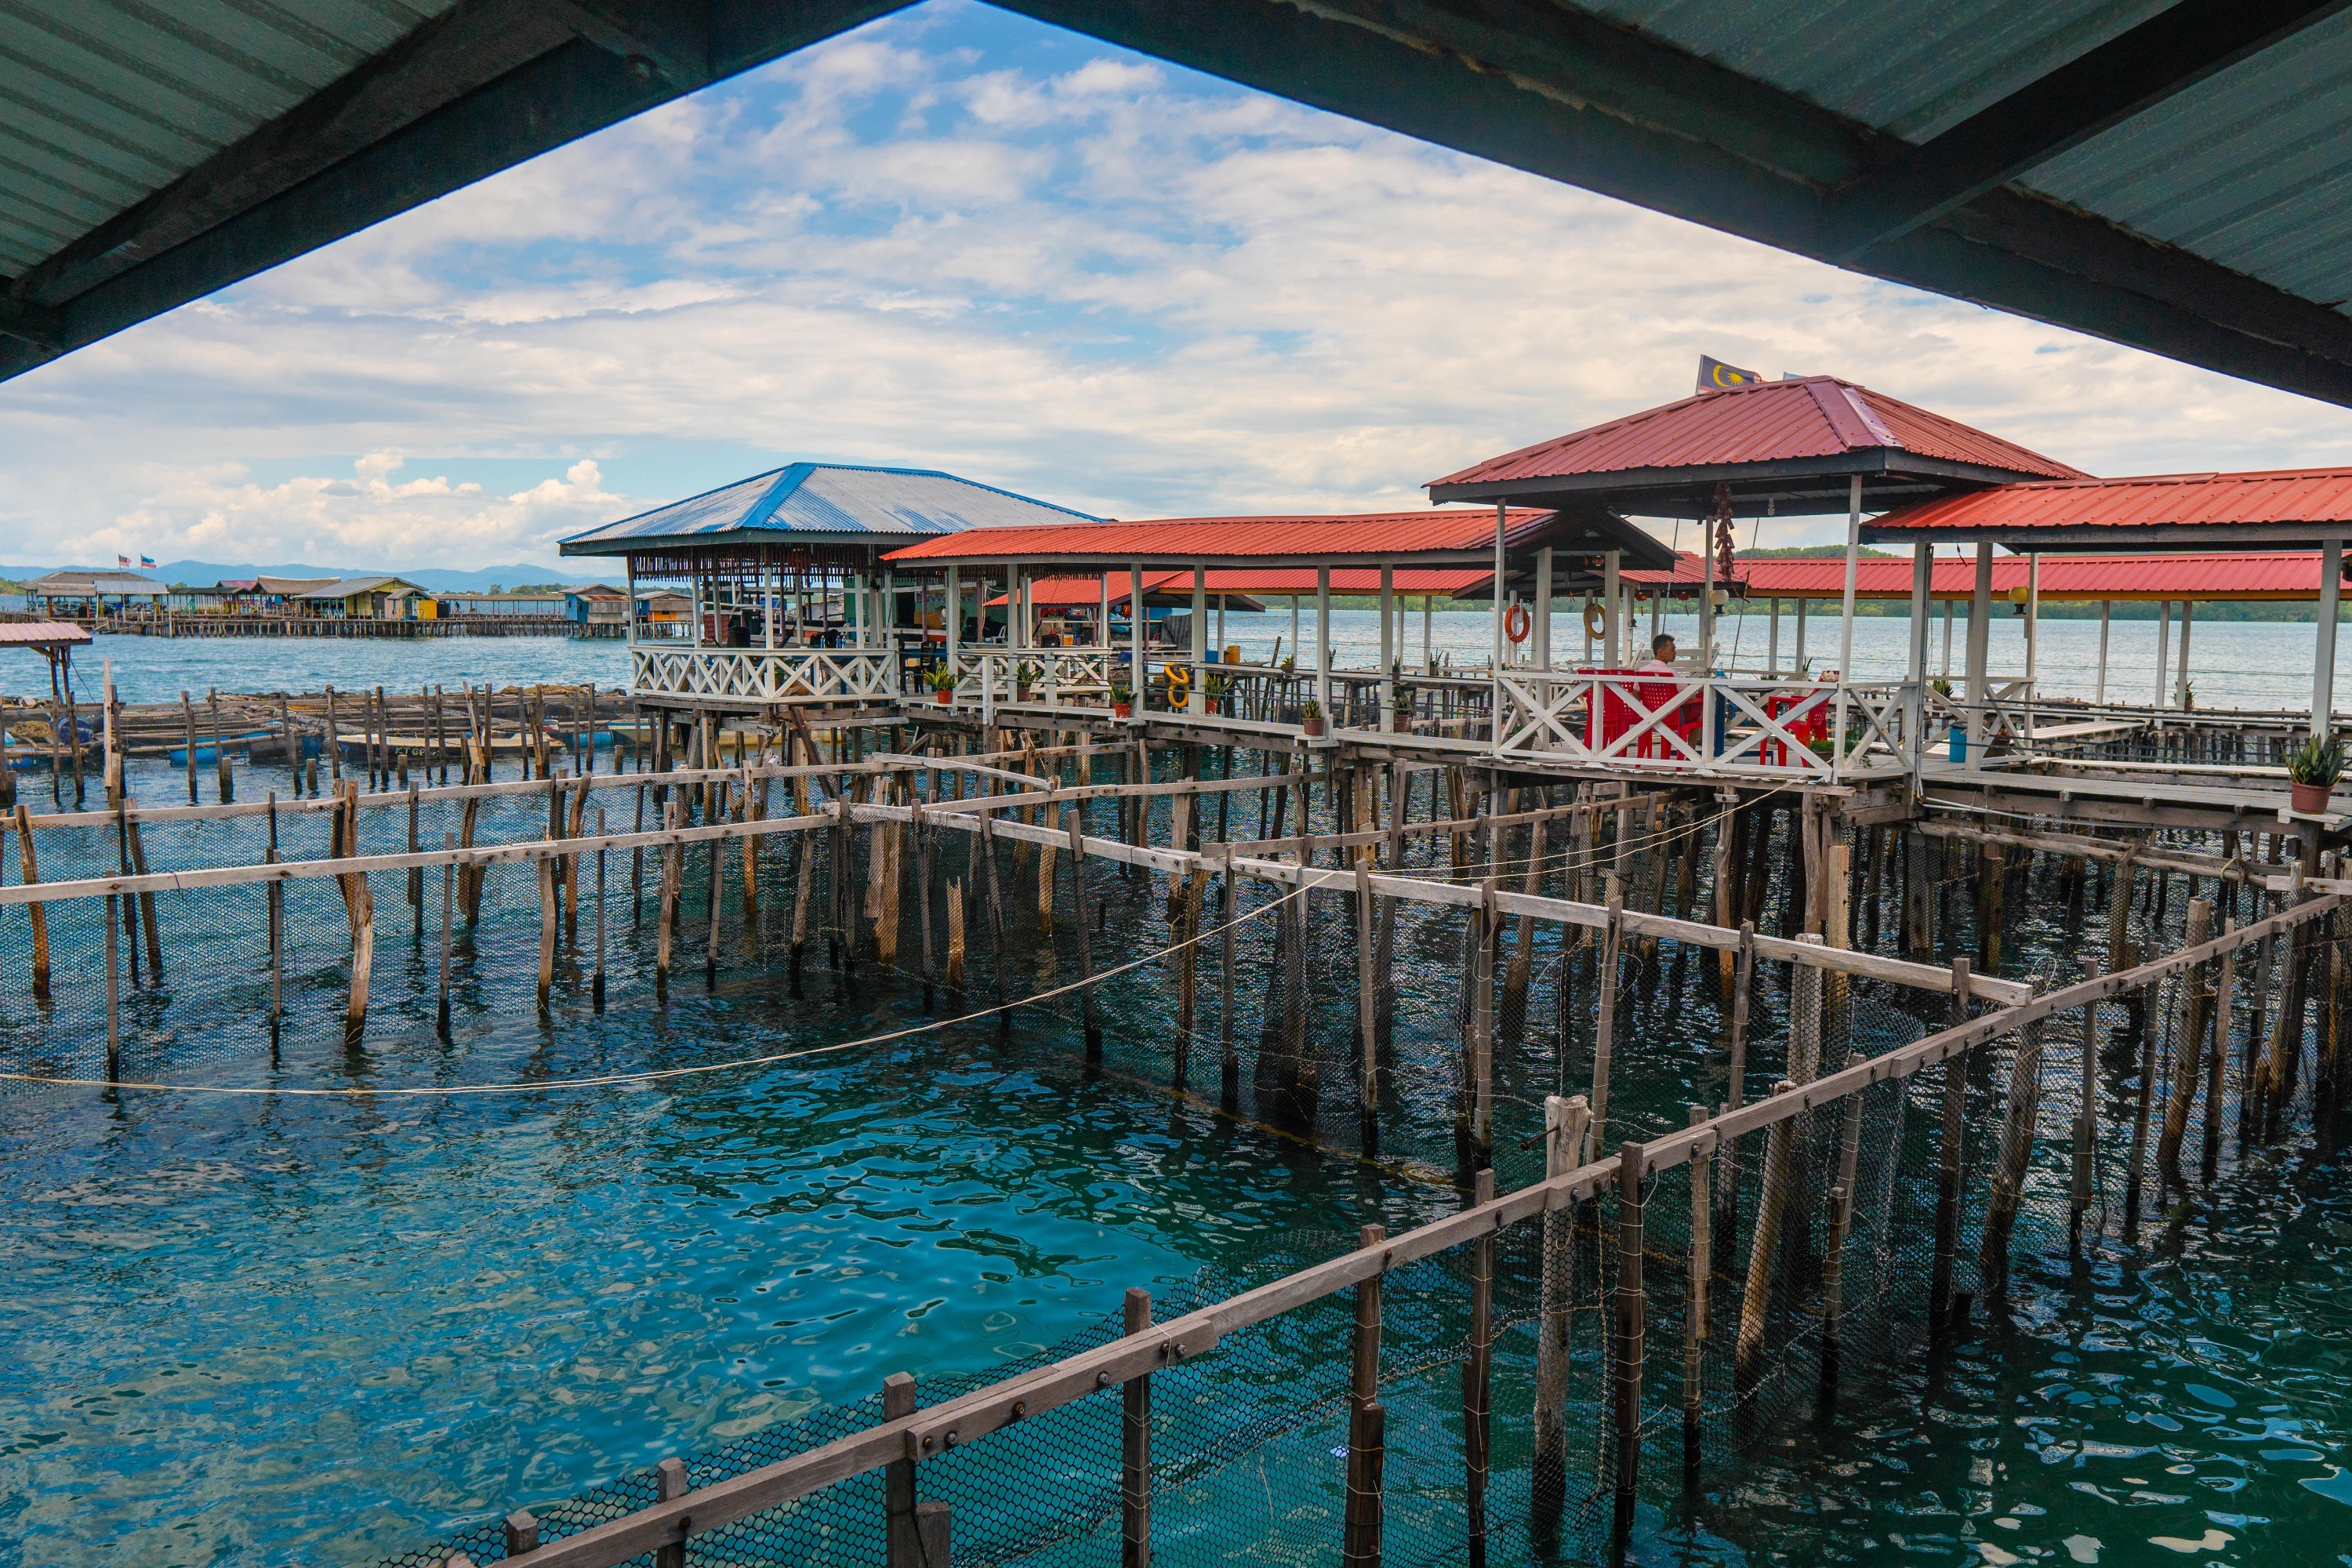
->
{"left": 1629, "top": 550, "right": 2343, "bottom": 600}
{"left": 1870, "top": 469, "right": 2352, "bottom": 535}
{"left": 1428, "top": 377, "right": 2086, "bottom": 489}
{"left": 884, "top": 509, "right": 1555, "bottom": 564}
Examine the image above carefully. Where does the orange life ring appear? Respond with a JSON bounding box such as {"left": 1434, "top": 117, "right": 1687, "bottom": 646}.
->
{"left": 1504, "top": 601, "right": 1533, "bottom": 644}
{"left": 1582, "top": 601, "right": 1606, "bottom": 641}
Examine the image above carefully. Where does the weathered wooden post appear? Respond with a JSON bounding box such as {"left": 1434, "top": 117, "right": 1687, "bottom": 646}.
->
{"left": 655, "top": 1455, "right": 689, "bottom": 1568}
{"left": 266, "top": 796, "right": 284, "bottom": 1052}
{"left": 538, "top": 849, "right": 558, "bottom": 1014}
{"left": 437, "top": 829, "right": 454, "bottom": 1040}
{"left": 1465, "top": 1167, "right": 1494, "bottom": 1568}
{"left": 1715, "top": 920, "right": 1756, "bottom": 1244}
{"left": 1684, "top": 1103, "right": 1711, "bottom": 1484}
{"left": 211, "top": 691, "right": 233, "bottom": 803}
{"left": 914, "top": 796, "right": 937, "bottom": 1009}
{"left": 1591, "top": 891, "right": 1625, "bottom": 1150}
{"left": 2205, "top": 924, "right": 2235, "bottom": 1184}
{"left": 706, "top": 779, "right": 727, "bottom": 991}
{"left": 1734, "top": 1079, "right": 1796, "bottom": 1399}
{"left": 1123, "top": 1287, "right": 1152, "bottom": 1568}
{"left": 122, "top": 800, "right": 162, "bottom": 981}
{"left": 1341, "top": 1223, "right": 1385, "bottom": 1568}
{"left": 1356, "top": 857, "right": 1378, "bottom": 1133}
{"left": 884, "top": 1370, "right": 920, "bottom": 1568}
{"left": 1929, "top": 957, "right": 1973, "bottom": 1341}
{"left": 1219, "top": 843, "right": 1240, "bottom": 1108}
{"left": 103, "top": 888, "right": 121, "bottom": 1086}
{"left": 1612, "top": 1141, "right": 1646, "bottom": 1555}
{"left": 2158, "top": 897, "right": 2217, "bottom": 1185}
{"left": 337, "top": 782, "right": 374, "bottom": 1050}
{"left": 1980, "top": 996, "right": 2048, "bottom": 1298}
{"left": 593, "top": 808, "right": 608, "bottom": 1011}
{"left": 1062, "top": 807, "right": 1100, "bottom": 1056}
{"left": 406, "top": 780, "right": 423, "bottom": 940}
{"left": 978, "top": 811, "right": 1011, "bottom": 1037}
{"left": 656, "top": 796, "right": 683, "bottom": 1002}
{"left": 13, "top": 803, "right": 48, "bottom": 1000}
{"left": 1531, "top": 1094, "right": 1589, "bottom": 1552}
{"left": 1818, "top": 1053, "right": 1867, "bottom": 1413}
{"left": 180, "top": 691, "right": 198, "bottom": 804}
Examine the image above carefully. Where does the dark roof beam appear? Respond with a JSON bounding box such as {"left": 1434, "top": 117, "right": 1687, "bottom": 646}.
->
{"left": 1824, "top": 0, "right": 2352, "bottom": 260}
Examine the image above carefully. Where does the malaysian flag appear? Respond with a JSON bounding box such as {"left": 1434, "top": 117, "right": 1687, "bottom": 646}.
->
{"left": 117, "top": 554, "right": 131, "bottom": 568}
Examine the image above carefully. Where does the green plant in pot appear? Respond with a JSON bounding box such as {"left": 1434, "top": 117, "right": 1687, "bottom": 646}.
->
{"left": 2288, "top": 732, "right": 2344, "bottom": 815}
{"left": 1109, "top": 680, "right": 1133, "bottom": 718}
{"left": 1299, "top": 696, "right": 1325, "bottom": 738}
{"left": 1014, "top": 661, "right": 1041, "bottom": 701}
{"left": 926, "top": 666, "right": 956, "bottom": 704}
{"left": 1204, "top": 673, "right": 1227, "bottom": 714}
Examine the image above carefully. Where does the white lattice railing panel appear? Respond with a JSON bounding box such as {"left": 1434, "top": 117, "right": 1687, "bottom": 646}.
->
{"left": 1495, "top": 670, "right": 1915, "bottom": 779}
{"left": 949, "top": 648, "right": 1118, "bottom": 708}
{"left": 629, "top": 646, "right": 901, "bottom": 703}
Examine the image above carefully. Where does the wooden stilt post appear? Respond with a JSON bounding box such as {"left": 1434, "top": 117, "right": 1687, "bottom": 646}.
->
{"left": 538, "top": 853, "right": 558, "bottom": 1014}
{"left": 655, "top": 1456, "right": 688, "bottom": 1568}
{"left": 1611, "top": 1142, "right": 1646, "bottom": 1555}
{"left": 1064, "top": 808, "right": 1100, "bottom": 1057}
{"left": 123, "top": 804, "right": 161, "bottom": 981}
{"left": 915, "top": 796, "right": 936, "bottom": 1010}
{"left": 437, "top": 829, "right": 454, "bottom": 1040}
{"left": 1734, "top": 1078, "right": 1796, "bottom": 1398}
{"left": 884, "top": 1371, "right": 920, "bottom": 1568}
{"left": 266, "top": 797, "right": 283, "bottom": 1054}
{"left": 1684, "top": 1103, "right": 1711, "bottom": 1485}
{"left": 706, "top": 779, "right": 726, "bottom": 992}
{"left": 979, "top": 811, "right": 1011, "bottom": 1037}
{"left": 593, "top": 808, "right": 608, "bottom": 1011}
{"left": 1980, "top": 994, "right": 2048, "bottom": 1298}
{"left": 2157, "top": 897, "right": 2217, "bottom": 1185}
{"left": 1592, "top": 891, "right": 1624, "bottom": 1150}
{"left": 1818, "top": 1053, "right": 1866, "bottom": 1413}
{"left": 12, "top": 803, "right": 46, "bottom": 1000}
{"left": 1122, "top": 1287, "right": 1152, "bottom": 1568}
{"left": 1341, "top": 1223, "right": 1385, "bottom": 1568}
{"left": 657, "top": 797, "right": 682, "bottom": 1003}
{"left": 1465, "top": 1167, "right": 1494, "bottom": 1568}
{"left": 2071, "top": 970, "right": 2100, "bottom": 1251}
{"left": 1716, "top": 920, "right": 1756, "bottom": 1243}
{"left": 1356, "top": 858, "right": 1377, "bottom": 1129}
{"left": 2205, "top": 927, "right": 2234, "bottom": 1184}
{"left": 103, "top": 890, "right": 120, "bottom": 1085}
{"left": 1219, "top": 843, "right": 1240, "bottom": 1108}
{"left": 408, "top": 780, "right": 423, "bottom": 939}
{"left": 181, "top": 691, "right": 198, "bottom": 804}
{"left": 1530, "top": 1093, "right": 1588, "bottom": 1552}
{"left": 1929, "top": 958, "right": 1972, "bottom": 1340}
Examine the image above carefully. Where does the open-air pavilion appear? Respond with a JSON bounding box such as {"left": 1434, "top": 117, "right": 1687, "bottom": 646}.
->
{"left": 881, "top": 506, "right": 1671, "bottom": 731}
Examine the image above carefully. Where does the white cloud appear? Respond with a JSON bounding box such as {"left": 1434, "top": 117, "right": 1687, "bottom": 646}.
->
{"left": 5, "top": 0, "right": 2352, "bottom": 569}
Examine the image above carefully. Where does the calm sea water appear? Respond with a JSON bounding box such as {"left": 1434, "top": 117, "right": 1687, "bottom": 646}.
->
{"left": 3, "top": 636, "right": 2349, "bottom": 1566}
{"left": 5, "top": 608, "right": 2338, "bottom": 714}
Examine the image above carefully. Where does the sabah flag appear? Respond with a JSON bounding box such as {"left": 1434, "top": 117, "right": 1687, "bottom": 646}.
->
{"left": 139, "top": 554, "right": 155, "bottom": 568}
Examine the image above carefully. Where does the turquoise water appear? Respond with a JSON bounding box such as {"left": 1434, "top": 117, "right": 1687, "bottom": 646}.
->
{"left": 6, "top": 610, "right": 2343, "bottom": 713}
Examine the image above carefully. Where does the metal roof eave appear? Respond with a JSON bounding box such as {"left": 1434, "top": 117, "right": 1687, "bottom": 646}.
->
{"left": 560, "top": 529, "right": 905, "bottom": 557}
{"left": 1427, "top": 450, "right": 2050, "bottom": 511}
{"left": 1858, "top": 520, "right": 2352, "bottom": 550}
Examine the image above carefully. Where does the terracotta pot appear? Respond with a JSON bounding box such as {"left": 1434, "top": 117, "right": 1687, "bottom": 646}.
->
{"left": 1302, "top": 715, "right": 1327, "bottom": 738}
{"left": 2292, "top": 779, "right": 2333, "bottom": 815}
{"left": 1112, "top": 701, "right": 1133, "bottom": 718}
{"left": 933, "top": 689, "right": 951, "bottom": 705}
{"left": 1203, "top": 699, "right": 1219, "bottom": 715}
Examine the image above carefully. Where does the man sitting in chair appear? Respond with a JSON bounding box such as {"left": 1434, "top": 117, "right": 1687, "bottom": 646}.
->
{"left": 1639, "top": 632, "right": 1679, "bottom": 673}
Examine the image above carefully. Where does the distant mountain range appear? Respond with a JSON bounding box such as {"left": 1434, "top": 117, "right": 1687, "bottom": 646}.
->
{"left": 0, "top": 559, "right": 610, "bottom": 591}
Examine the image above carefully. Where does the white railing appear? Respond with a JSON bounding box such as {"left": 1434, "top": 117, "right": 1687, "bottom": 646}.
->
{"left": 630, "top": 644, "right": 901, "bottom": 704}
{"left": 1494, "top": 668, "right": 1915, "bottom": 779}
{"left": 950, "top": 648, "right": 1120, "bottom": 711}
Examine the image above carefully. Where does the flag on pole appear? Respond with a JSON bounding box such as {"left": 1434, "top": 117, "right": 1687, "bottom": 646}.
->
{"left": 139, "top": 554, "right": 155, "bottom": 568}
{"left": 117, "top": 554, "right": 131, "bottom": 568}
{"left": 1697, "top": 354, "right": 1762, "bottom": 391}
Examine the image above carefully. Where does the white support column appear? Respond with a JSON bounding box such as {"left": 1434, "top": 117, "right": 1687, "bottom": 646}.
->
{"left": 1379, "top": 565, "right": 1396, "bottom": 733}
{"left": 1421, "top": 593, "right": 1433, "bottom": 670}
{"left": 1698, "top": 535, "right": 1716, "bottom": 670}
{"left": 1794, "top": 595, "right": 1808, "bottom": 673}
{"left": 1602, "top": 549, "right": 1621, "bottom": 666}
{"left": 2153, "top": 600, "right": 2172, "bottom": 712}
{"left": 1190, "top": 566, "right": 1207, "bottom": 716}
{"left": 946, "top": 564, "right": 962, "bottom": 693}
{"left": 1965, "top": 542, "right": 1993, "bottom": 750}
{"left": 1905, "top": 543, "right": 1932, "bottom": 770}
{"left": 1131, "top": 561, "right": 1146, "bottom": 718}
{"left": 1768, "top": 597, "right": 1780, "bottom": 677}
{"left": 1940, "top": 597, "right": 1953, "bottom": 677}
{"left": 1534, "top": 545, "right": 1553, "bottom": 670}
{"left": 2316, "top": 539, "right": 2341, "bottom": 736}
{"left": 2176, "top": 599, "right": 2194, "bottom": 710}
{"left": 2096, "top": 600, "right": 2110, "bottom": 704}
{"left": 1099, "top": 574, "right": 1111, "bottom": 649}
{"left": 1216, "top": 592, "right": 1227, "bottom": 659}
{"left": 2022, "top": 553, "right": 2039, "bottom": 744}
{"left": 1833, "top": 475, "right": 1862, "bottom": 775}
{"left": 1290, "top": 595, "right": 1301, "bottom": 670}
{"left": 1491, "top": 503, "right": 1507, "bottom": 676}
{"left": 624, "top": 557, "right": 638, "bottom": 651}
{"left": 1316, "top": 566, "right": 1334, "bottom": 723}
{"left": 763, "top": 559, "right": 775, "bottom": 651}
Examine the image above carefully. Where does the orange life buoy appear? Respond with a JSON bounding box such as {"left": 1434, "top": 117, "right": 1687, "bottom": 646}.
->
{"left": 1504, "top": 601, "right": 1533, "bottom": 644}
{"left": 1582, "top": 601, "right": 1606, "bottom": 641}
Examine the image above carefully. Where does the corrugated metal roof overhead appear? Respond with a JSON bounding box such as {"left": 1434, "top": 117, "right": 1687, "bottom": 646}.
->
{"left": 559, "top": 463, "right": 1102, "bottom": 554}
{"left": 1638, "top": 547, "right": 2344, "bottom": 597}
{"left": 0, "top": 0, "right": 461, "bottom": 274}
{"left": 1429, "top": 376, "right": 2084, "bottom": 491}
{"left": 1868, "top": 468, "right": 2352, "bottom": 541}
{"left": 882, "top": 508, "right": 1602, "bottom": 565}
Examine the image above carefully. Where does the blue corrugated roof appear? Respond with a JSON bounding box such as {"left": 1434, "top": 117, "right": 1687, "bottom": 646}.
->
{"left": 560, "top": 463, "right": 1101, "bottom": 554}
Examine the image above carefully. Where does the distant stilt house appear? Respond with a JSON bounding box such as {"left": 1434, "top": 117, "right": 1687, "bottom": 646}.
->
{"left": 558, "top": 463, "right": 1099, "bottom": 719}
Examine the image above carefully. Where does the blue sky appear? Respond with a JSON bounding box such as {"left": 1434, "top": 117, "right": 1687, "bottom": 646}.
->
{"left": 7, "top": 0, "right": 2352, "bottom": 570}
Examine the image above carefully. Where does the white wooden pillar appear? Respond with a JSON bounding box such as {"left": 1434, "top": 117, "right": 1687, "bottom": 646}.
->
{"left": 1131, "top": 561, "right": 1146, "bottom": 717}
{"left": 1832, "top": 475, "right": 1862, "bottom": 772}
{"left": 2317, "top": 539, "right": 2342, "bottom": 735}
{"left": 1965, "top": 542, "right": 1993, "bottom": 750}
{"left": 1768, "top": 597, "right": 1780, "bottom": 677}
{"left": 1216, "top": 592, "right": 1227, "bottom": 658}
{"left": 1602, "top": 549, "right": 1621, "bottom": 666}
{"left": 763, "top": 558, "right": 775, "bottom": 651}
{"left": 2095, "top": 600, "right": 2110, "bottom": 704}
{"left": 1794, "top": 595, "right": 1808, "bottom": 673}
{"left": 1290, "top": 595, "right": 1301, "bottom": 668}
{"left": 1379, "top": 565, "right": 1396, "bottom": 733}
{"left": 946, "top": 564, "right": 962, "bottom": 689}
{"left": 2153, "top": 600, "right": 2171, "bottom": 712}
{"left": 1190, "top": 566, "right": 1207, "bottom": 716}
{"left": 1098, "top": 573, "right": 1111, "bottom": 649}
{"left": 1534, "top": 546, "right": 1553, "bottom": 670}
{"left": 1316, "top": 566, "right": 1334, "bottom": 720}
{"left": 2175, "top": 599, "right": 2194, "bottom": 710}
{"left": 1905, "top": 542, "right": 1932, "bottom": 768}
{"left": 2022, "top": 553, "right": 2039, "bottom": 744}
{"left": 1491, "top": 503, "right": 1507, "bottom": 677}
{"left": 1422, "top": 593, "right": 1433, "bottom": 670}
{"left": 1940, "top": 597, "right": 1953, "bottom": 677}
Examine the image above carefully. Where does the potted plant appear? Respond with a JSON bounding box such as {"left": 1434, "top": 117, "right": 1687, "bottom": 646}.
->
{"left": 1109, "top": 681, "right": 1133, "bottom": 719}
{"left": 2288, "top": 733, "right": 2343, "bottom": 815}
{"left": 1014, "top": 661, "right": 1040, "bottom": 702}
{"left": 1279, "top": 655, "right": 1296, "bottom": 674}
{"left": 926, "top": 666, "right": 956, "bottom": 706}
{"left": 1300, "top": 696, "right": 1325, "bottom": 738}
{"left": 1204, "top": 673, "right": 1226, "bottom": 715}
